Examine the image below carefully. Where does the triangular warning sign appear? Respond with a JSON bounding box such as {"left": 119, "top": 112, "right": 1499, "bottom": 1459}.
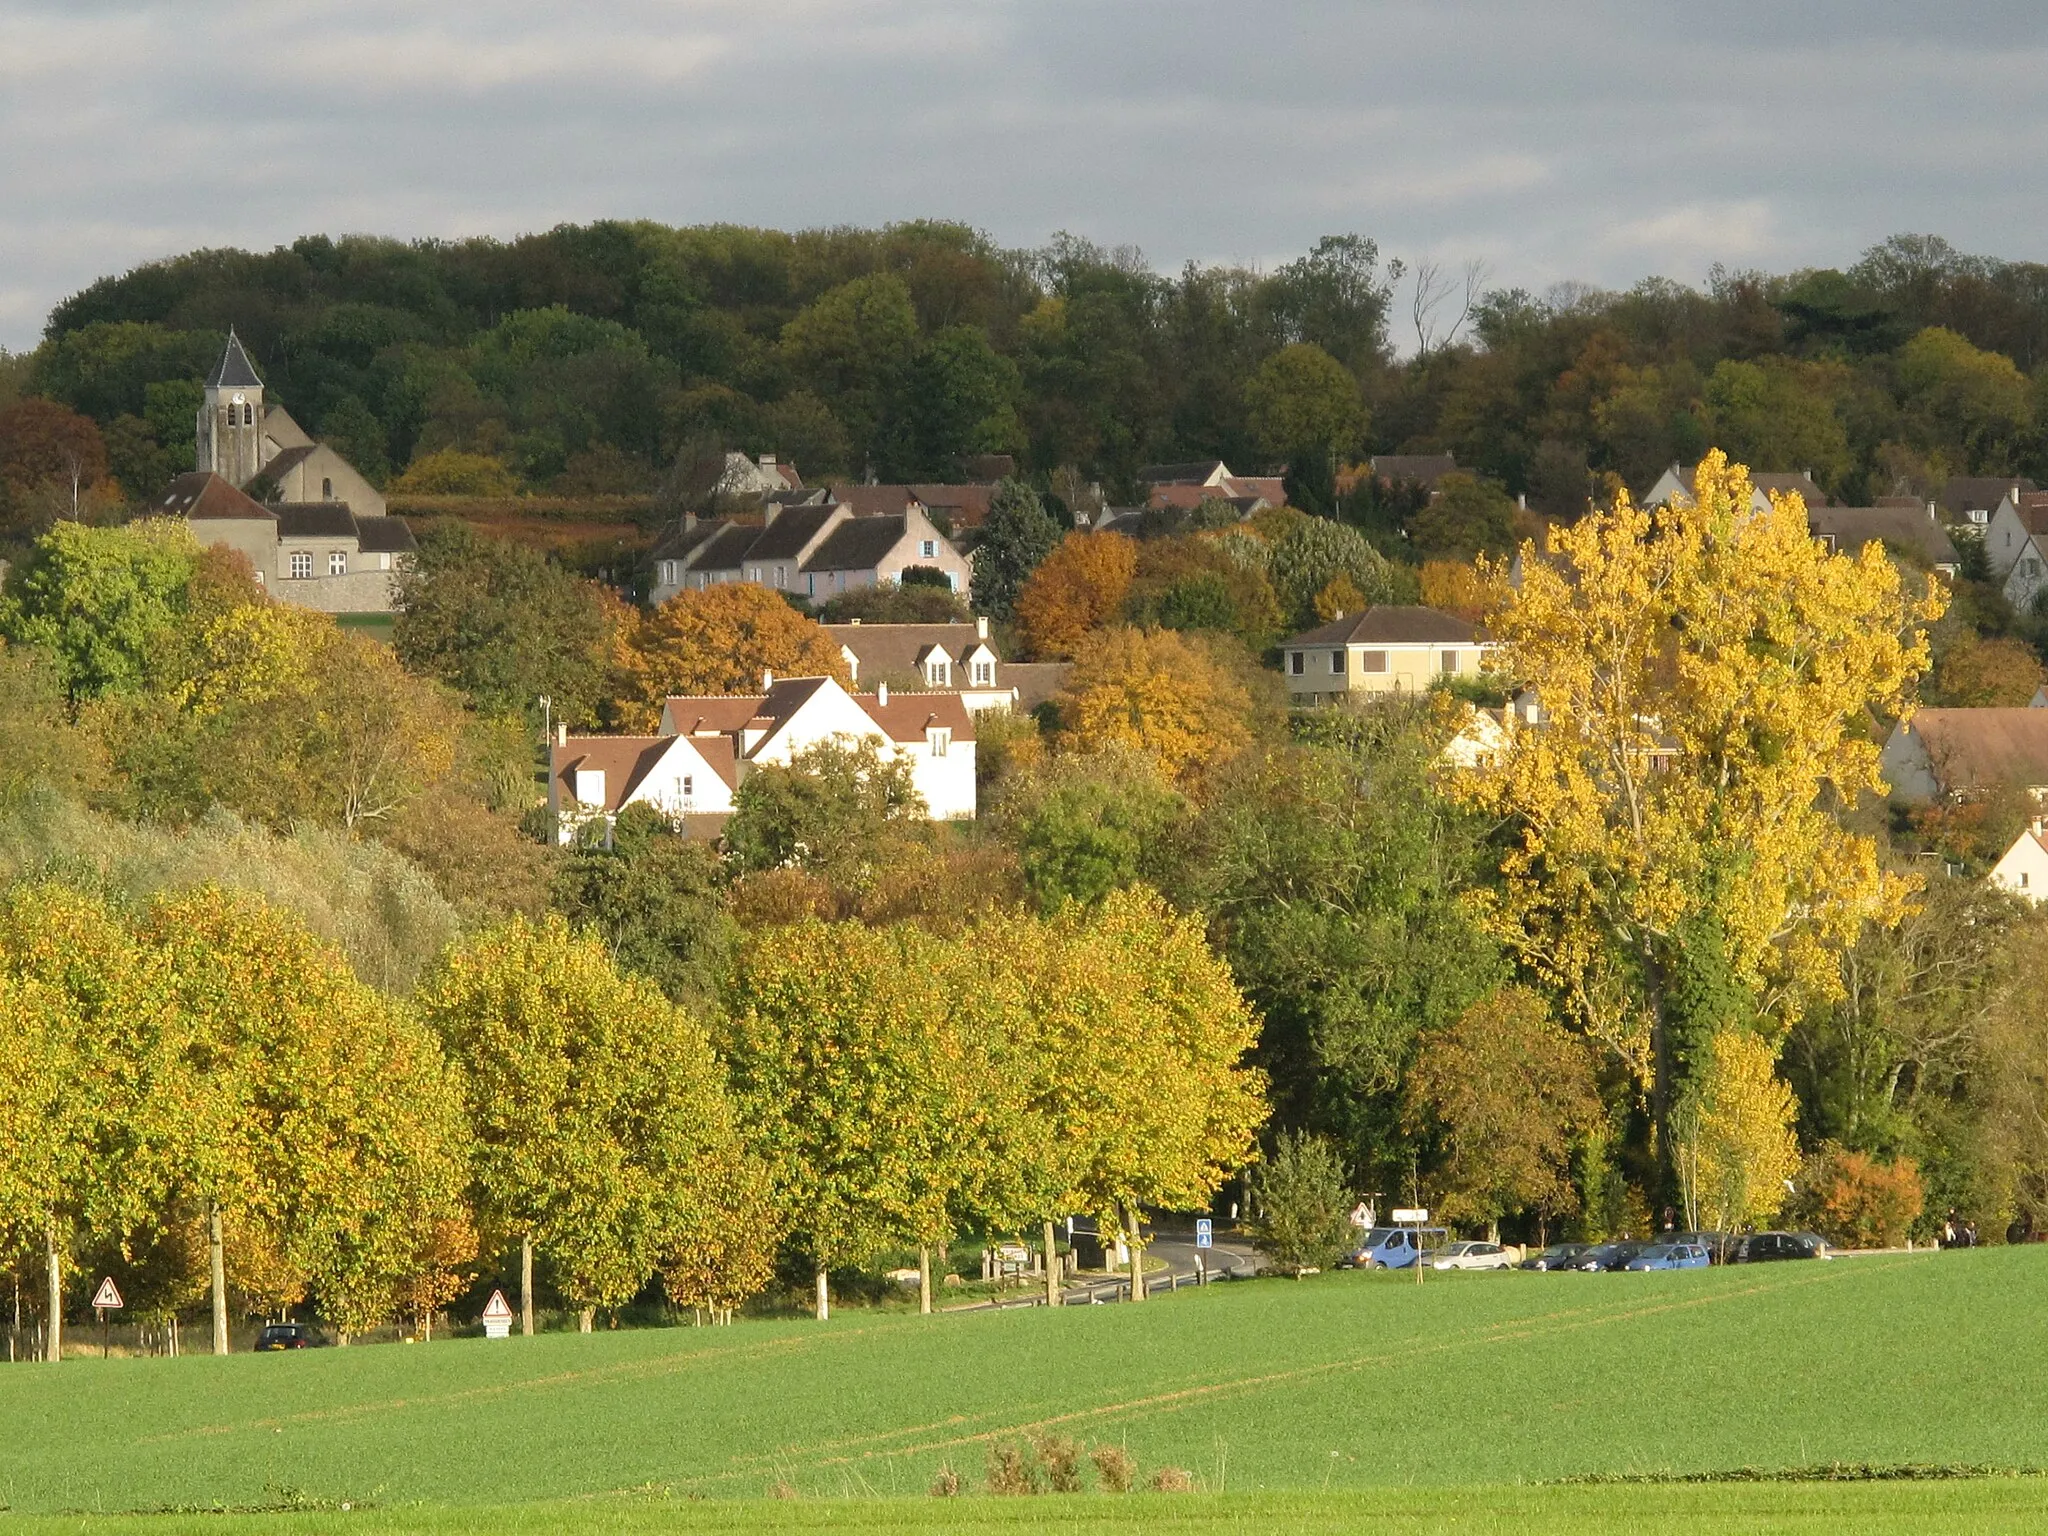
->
{"left": 481, "top": 1289, "right": 514, "bottom": 1321}
{"left": 92, "top": 1276, "right": 124, "bottom": 1310}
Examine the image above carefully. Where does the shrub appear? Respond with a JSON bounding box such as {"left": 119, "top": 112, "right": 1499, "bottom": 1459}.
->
{"left": 985, "top": 1440, "right": 1040, "bottom": 1495}
{"left": 1247, "top": 1131, "right": 1355, "bottom": 1275}
{"left": 1091, "top": 1444, "right": 1136, "bottom": 1494}
{"left": 390, "top": 449, "right": 520, "bottom": 497}
{"left": 1791, "top": 1146, "right": 1925, "bottom": 1249}
{"left": 1151, "top": 1466, "right": 1194, "bottom": 1493}
{"left": 928, "top": 1465, "right": 960, "bottom": 1497}
{"left": 1033, "top": 1435, "right": 1083, "bottom": 1493}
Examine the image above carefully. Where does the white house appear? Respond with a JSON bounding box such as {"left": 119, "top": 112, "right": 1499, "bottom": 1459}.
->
{"left": 1990, "top": 823, "right": 2048, "bottom": 903}
{"left": 1641, "top": 463, "right": 1828, "bottom": 513}
{"left": 646, "top": 499, "right": 973, "bottom": 606}
{"left": 1984, "top": 490, "right": 2048, "bottom": 613}
{"left": 823, "top": 618, "right": 1014, "bottom": 713}
{"left": 550, "top": 675, "right": 976, "bottom": 842}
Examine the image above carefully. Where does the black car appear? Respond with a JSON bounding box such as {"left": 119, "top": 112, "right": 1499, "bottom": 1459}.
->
{"left": 254, "top": 1323, "right": 319, "bottom": 1350}
{"left": 1564, "top": 1242, "right": 1647, "bottom": 1272}
{"left": 1729, "top": 1231, "right": 1832, "bottom": 1264}
{"left": 1521, "top": 1243, "right": 1591, "bottom": 1271}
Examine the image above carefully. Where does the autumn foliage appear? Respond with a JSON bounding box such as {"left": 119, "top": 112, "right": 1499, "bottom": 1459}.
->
{"left": 608, "top": 583, "right": 849, "bottom": 731}
{"left": 1790, "top": 1146, "right": 1924, "bottom": 1249}
{"left": 1015, "top": 532, "right": 1137, "bottom": 658}
{"left": 1050, "top": 626, "right": 1254, "bottom": 785}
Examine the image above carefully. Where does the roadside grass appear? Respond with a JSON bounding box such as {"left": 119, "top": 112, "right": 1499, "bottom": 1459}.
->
{"left": 0, "top": 1247, "right": 2039, "bottom": 1522}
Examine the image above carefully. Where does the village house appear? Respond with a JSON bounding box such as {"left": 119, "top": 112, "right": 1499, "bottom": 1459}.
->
{"left": 548, "top": 674, "right": 976, "bottom": 842}
{"left": 147, "top": 471, "right": 417, "bottom": 614}
{"left": 1939, "top": 475, "right": 2035, "bottom": 527}
{"left": 1807, "top": 500, "right": 1961, "bottom": 579}
{"left": 1984, "top": 490, "right": 2048, "bottom": 614}
{"left": 822, "top": 617, "right": 1013, "bottom": 712}
{"left": 1990, "top": 820, "right": 2048, "bottom": 903}
{"left": 1880, "top": 707, "right": 2048, "bottom": 805}
{"left": 1137, "top": 460, "right": 1287, "bottom": 513}
{"left": 646, "top": 497, "right": 973, "bottom": 606}
{"left": 1368, "top": 453, "right": 1462, "bottom": 494}
{"left": 1279, "top": 606, "right": 1490, "bottom": 703}
{"left": 1641, "top": 463, "right": 1831, "bottom": 512}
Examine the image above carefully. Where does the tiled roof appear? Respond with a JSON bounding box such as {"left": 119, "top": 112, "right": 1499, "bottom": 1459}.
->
{"left": 1283, "top": 606, "right": 1480, "bottom": 648}
{"left": 829, "top": 484, "right": 923, "bottom": 518}
{"left": 745, "top": 503, "right": 843, "bottom": 561}
{"left": 804, "top": 515, "right": 911, "bottom": 573}
{"left": 1807, "top": 505, "right": 1958, "bottom": 566}
{"left": 825, "top": 622, "right": 995, "bottom": 681}
{"left": 1003, "top": 662, "right": 1071, "bottom": 711}
{"left": 148, "top": 471, "right": 274, "bottom": 522}
{"left": 1750, "top": 471, "right": 1831, "bottom": 508}
{"left": 1904, "top": 709, "right": 2048, "bottom": 793}
{"left": 552, "top": 737, "right": 677, "bottom": 811}
{"left": 691, "top": 522, "right": 765, "bottom": 571}
{"left": 1138, "top": 460, "right": 1230, "bottom": 485}
{"left": 206, "top": 331, "right": 264, "bottom": 389}
{"left": 275, "top": 503, "right": 360, "bottom": 538}
{"left": 1940, "top": 476, "right": 2036, "bottom": 516}
{"left": 356, "top": 517, "right": 418, "bottom": 554}
{"left": 650, "top": 519, "right": 725, "bottom": 562}
{"left": 858, "top": 690, "right": 976, "bottom": 743}
{"left": 908, "top": 483, "right": 996, "bottom": 526}
{"left": 262, "top": 445, "right": 317, "bottom": 480}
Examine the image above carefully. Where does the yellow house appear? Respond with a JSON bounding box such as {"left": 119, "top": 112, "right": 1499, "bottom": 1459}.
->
{"left": 1280, "top": 606, "right": 1488, "bottom": 702}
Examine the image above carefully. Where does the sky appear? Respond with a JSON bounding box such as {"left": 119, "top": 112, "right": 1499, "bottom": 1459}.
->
{"left": 4, "top": 0, "right": 2046, "bottom": 352}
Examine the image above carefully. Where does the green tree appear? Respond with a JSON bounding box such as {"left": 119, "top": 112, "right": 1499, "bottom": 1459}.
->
{"left": 818, "top": 579, "right": 970, "bottom": 625}
{"left": 0, "top": 519, "right": 198, "bottom": 701}
{"left": 423, "top": 915, "right": 759, "bottom": 1330}
{"left": 1247, "top": 1132, "right": 1356, "bottom": 1276}
{"left": 1895, "top": 326, "right": 2033, "bottom": 471}
{"left": 724, "top": 737, "right": 930, "bottom": 894}
{"left": 395, "top": 521, "right": 615, "bottom": 725}
{"left": 1243, "top": 342, "right": 1365, "bottom": 467}
{"left": 971, "top": 479, "right": 1062, "bottom": 621}
{"left": 317, "top": 395, "right": 393, "bottom": 487}
{"left": 550, "top": 803, "right": 734, "bottom": 1007}
{"left": 1266, "top": 517, "right": 1408, "bottom": 629}
{"left": 1409, "top": 473, "right": 1520, "bottom": 562}
{"left": 992, "top": 747, "right": 1185, "bottom": 913}
{"left": 781, "top": 274, "right": 921, "bottom": 470}
{"left": 896, "top": 325, "right": 1024, "bottom": 477}
{"left": 1703, "top": 358, "right": 1852, "bottom": 489}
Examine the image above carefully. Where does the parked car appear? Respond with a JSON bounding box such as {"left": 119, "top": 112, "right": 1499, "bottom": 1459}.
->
{"left": 1521, "top": 1243, "right": 1591, "bottom": 1272}
{"left": 1431, "top": 1241, "right": 1517, "bottom": 1271}
{"left": 1350, "top": 1226, "right": 1450, "bottom": 1270}
{"left": 1622, "top": 1242, "right": 1712, "bottom": 1271}
{"left": 1669, "top": 1230, "right": 1733, "bottom": 1263}
{"left": 1565, "top": 1242, "right": 1648, "bottom": 1272}
{"left": 1729, "top": 1231, "right": 1832, "bottom": 1264}
{"left": 254, "top": 1323, "right": 318, "bottom": 1351}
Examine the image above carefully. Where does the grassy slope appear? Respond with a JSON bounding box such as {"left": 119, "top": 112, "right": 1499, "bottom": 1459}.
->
{"left": 0, "top": 1249, "right": 2040, "bottom": 1519}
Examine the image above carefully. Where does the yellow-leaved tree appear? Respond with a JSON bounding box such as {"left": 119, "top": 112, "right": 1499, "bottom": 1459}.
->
{"left": 1015, "top": 531, "right": 1137, "bottom": 658}
{"left": 1050, "top": 626, "right": 1254, "bottom": 786}
{"left": 1671, "top": 1028, "right": 1801, "bottom": 1232}
{"left": 1448, "top": 450, "right": 1943, "bottom": 1164}
{"left": 608, "top": 584, "right": 849, "bottom": 731}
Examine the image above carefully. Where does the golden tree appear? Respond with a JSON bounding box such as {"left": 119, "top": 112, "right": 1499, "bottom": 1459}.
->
{"left": 1671, "top": 1029, "right": 1800, "bottom": 1232}
{"left": 1050, "top": 626, "right": 1253, "bottom": 786}
{"left": 608, "top": 584, "right": 849, "bottom": 730}
{"left": 1448, "top": 450, "right": 1942, "bottom": 1156}
{"left": 1015, "top": 531, "right": 1137, "bottom": 658}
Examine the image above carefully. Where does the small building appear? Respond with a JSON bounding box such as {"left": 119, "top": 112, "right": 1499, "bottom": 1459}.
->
{"left": 1939, "top": 476, "right": 2034, "bottom": 526}
{"left": 1369, "top": 454, "right": 1461, "bottom": 493}
{"left": 147, "top": 471, "right": 417, "bottom": 614}
{"left": 1642, "top": 463, "right": 1829, "bottom": 513}
{"left": 1279, "top": 607, "right": 1489, "bottom": 702}
{"left": 549, "top": 675, "right": 975, "bottom": 843}
{"left": 1984, "top": 491, "right": 2048, "bottom": 612}
{"left": 647, "top": 499, "right": 972, "bottom": 606}
{"left": 1990, "top": 822, "right": 2048, "bottom": 903}
{"left": 1136, "top": 460, "right": 1286, "bottom": 513}
{"left": 1806, "top": 503, "right": 1960, "bottom": 578}
{"left": 1880, "top": 708, "right": 2048, "bottom": 805}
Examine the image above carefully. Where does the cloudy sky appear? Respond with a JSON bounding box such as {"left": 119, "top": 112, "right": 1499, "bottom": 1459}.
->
{"left": 3, "top": 0, "right": 2044, "bottom": 350}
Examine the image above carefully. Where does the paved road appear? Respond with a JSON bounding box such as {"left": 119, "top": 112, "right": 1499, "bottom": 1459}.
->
{"left": 1061, "top": 1231, "right": 1259, "bottom": 1305}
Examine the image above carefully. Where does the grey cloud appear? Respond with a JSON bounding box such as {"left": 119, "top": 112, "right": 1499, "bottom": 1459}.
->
{"left": 2, "top": 0, "right": 2046, "bottom": 349}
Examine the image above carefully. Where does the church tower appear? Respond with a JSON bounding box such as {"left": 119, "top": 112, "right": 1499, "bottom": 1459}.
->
{"left": 197, "top": 331, "right": 266, "bottom": 488}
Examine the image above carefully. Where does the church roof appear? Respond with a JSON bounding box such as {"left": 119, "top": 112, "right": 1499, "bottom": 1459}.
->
{"left": 207, "top": 331, "right": 264, "bottom": 390}
{"left": 148, "top": 471, "right": 275, "bottom": 522}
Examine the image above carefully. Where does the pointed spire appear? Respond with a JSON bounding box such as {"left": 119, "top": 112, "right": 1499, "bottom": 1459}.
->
{"left": 206, "top": 328, "right": 264, "bottom": 390}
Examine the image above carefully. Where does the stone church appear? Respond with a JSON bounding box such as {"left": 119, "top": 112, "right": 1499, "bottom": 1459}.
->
{"left": 147, "top": 333, "right": 414, "bottom": 614}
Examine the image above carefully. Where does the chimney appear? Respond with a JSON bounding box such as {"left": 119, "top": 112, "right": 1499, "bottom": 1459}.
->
{"left": 1517, "top": 493, "right": 1527, "bottom": 510}
{"left": 877, "top": 681, "right": 889, "bottom": 706}
{"left": 762, "top": 669, "right": 774, "bottom": 689}
{"left": 555, "top": 722, "right": 567, "bottom": 747}
{"left": 760, "top": 453, "right": 776, "bottom": 469}
{"left": 1928, "top": 499, "right": 1937, "bottom": 522}
{"left": 976, "top": 615, "right": 989, "bottom": 639}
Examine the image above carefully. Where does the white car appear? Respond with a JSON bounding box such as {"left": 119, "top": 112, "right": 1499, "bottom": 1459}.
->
{"left": 1430, "top": 1241, "right": 1516, "bottom": 1271}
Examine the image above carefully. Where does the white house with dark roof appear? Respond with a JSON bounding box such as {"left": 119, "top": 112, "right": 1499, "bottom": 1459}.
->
{"left": 1806, "top": 501, "right": 1960, "bottom": 578}
{"left": 1642, "top": 463, "right": 1830, "bottom": 512}
{"left": 822, "top": 617, "right": 1013, "bottom": 712}
{"left": 147, "top": 470, "right": 416, "bottom": 614}
{"left": 646, "top": 499, "right": 973, "bottom": 606}
{"left": 197, "top": 332, "right": 386, "bottom": 518}
{"left": 1279, "top": 607, "right": 1490, "bottom": 701}
{"left": 550, "top": 674, "right": 976, "bottom": 842}
{"left": 1984, "top": 491, "right": 2048, "bottom": 613}
{"left": 1880, "top": 708, "right": 2048, "bottom": 805}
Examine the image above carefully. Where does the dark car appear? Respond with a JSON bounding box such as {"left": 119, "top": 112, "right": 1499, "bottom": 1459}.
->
{"left": 1729, "top": 1231, "right": 1832, "bottom": 1264}
{"left": 1521, "top": 1243, "right": 1591, "bottom": 1271}
{"left": 254, "top": 1323, "right": 318, "bottom": 1351}
{"left": 1565, "top": 1242, "right": 1646, "bottom": 1272}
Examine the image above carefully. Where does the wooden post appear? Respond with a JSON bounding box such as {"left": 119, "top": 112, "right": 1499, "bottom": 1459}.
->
{"left": 520, "top": 1233, "right": 534, "bottom": 1338}
{"left": 209, "top": 1203, "right": 229, "bottom": 1355}
{"left": 1043, "top": 1219, "right": 1060, "bottom": 1308}
{"left": 918, "top": 1246, "right": 932, "bottom": 1316}
{"left": 43, "top": 1224, "right": 60, "bottom": 1363}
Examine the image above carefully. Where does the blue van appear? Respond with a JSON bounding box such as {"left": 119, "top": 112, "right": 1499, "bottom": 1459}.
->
{"left": 1349, "top": 1226, "right": 1450, "bottom": 1270}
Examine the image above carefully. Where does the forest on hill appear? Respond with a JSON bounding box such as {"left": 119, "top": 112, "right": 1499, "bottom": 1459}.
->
{"left": 9, "top": 222, "right": 2048, "bottom": 522}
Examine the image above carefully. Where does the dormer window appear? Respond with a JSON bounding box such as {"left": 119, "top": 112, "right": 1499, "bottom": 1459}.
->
{"left": 927, "top": 660, "right": 951, "bottom": 687}
{"left": 972, "top": 658, "right": 993, "bottom": 686}
{"left": 929, "top": 729, "right": 950, "bottom": 757}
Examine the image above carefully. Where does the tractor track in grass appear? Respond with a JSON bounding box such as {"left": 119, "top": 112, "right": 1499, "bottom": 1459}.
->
{"left": 642, "top": 1258, "right": 1898, "bottom": 1494}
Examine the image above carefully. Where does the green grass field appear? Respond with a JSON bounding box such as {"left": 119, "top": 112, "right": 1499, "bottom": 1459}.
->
{"left": 3, "top": 1248, "right": 2043, "bottom": 1531}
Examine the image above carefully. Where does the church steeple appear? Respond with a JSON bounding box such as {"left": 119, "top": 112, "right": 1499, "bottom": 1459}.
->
{"left": 198, "top": 329, "right": 267, "bottom": 487}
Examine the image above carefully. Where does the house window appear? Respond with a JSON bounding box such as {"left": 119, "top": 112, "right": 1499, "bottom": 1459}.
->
{"left": 682, "top": 774, "right": 695, "bottom": 805}
{"left": 329, "top": 550, "right": 348, "bottom": 576}
{"left": 972, "top": 659, "right": 993, "bottom": 686}
{"left": 1289, "top": 652, "right": 1304, "bottom": 676}
{"left": 1330, "top": 650, "right": 1345, "bottom": 674}
{"left": 920, "top": 539, "right": 937, "bottom": 559}
{"left": 289, "top": 551, "right": 313, "bottom": 579}
{"left": 1440, "top": 650, "right": 1460, "bottom": 673}
{"left": 930, "top": 730, "right": 950, "bottom": 757}
{"left": 928, "top": 661, "right": 951, "bottom": 687}
{"left": 774, "top": 565, "right": 786, "bottom": 588}
{"left": 322, "top": 477, "right": 333, "bottom": 499}
{"left": 747, "top": 567, "right": 760, "bottom": 582}
{"left": 1361, "top": 651, "right": 1388, "bottom": 673}
{"left": 2022, "top": 872, "right": 2031, "bottom": 889}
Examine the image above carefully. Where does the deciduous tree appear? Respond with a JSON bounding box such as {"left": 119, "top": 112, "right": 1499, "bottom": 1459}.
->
{"left": 1049, "top": 626, "right": 1253, "bottom": 785}
{"left": 1015, "top": 531, "right": 1137, "bottom": 658}
{"left": 609, "top": 584, "right": 848, "bottom": 731}
{"left": 1671, "top": 1028, "right": 1801, "bottom": 1232}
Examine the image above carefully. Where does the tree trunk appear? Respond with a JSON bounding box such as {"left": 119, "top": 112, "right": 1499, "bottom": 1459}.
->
{"left": 1123, "top": 1205, "right": 1146, "bottom": 1303}
{"left": 918, "top": 1246, "right": 932, "bottom": 1316}
{"left": 577, "top": 1308, "right": 593, "bottom": 1334}
{"left": 1644, "top": 940, "right": 1678, "bottom": 1204}
{"left": 209, "top": 1203, "right": 229, "bottom": 1356}
{"left": 1044, "top": 1220, "right": 1060, "bottom": 1308}
{"left": 814, "top": 1266, "right": 829, "bottom": 1322}
{"left": 44, "top": 1224, "right": 60, "bottom": 1363}
{"left": 520, "top": 1233, "right": 535, "bottom": 1338}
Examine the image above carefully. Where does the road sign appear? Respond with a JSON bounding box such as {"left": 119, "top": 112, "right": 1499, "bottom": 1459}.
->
{"left": 91, "top": 1276, "right": 124, "bottom": 1310}
{"left": 482, "top": 1289, "right": 514, "bottom": 1339}
{"left": 1392, "top": 1208, "right": 1430, "bottom": 1224}
{"left": 1194, "top": 1218, "right": 1213, "bottom": 1250}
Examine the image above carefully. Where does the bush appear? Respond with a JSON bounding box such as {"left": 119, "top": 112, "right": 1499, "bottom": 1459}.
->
{"left": 390, "top": 450, "right": 520, "bottom": 497}
{"left": 1091, "top": 1445, "right": 1136, "bottom": 1494}
{"left": 1247, "top": 1131, "right": 1355, "bottom": 1275}
{"left": 1789, "top": 1146, "right": 1925, "bottom": 1249}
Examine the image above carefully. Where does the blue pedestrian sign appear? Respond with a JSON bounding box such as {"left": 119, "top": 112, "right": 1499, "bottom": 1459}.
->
{"left": 1195, "top": 1219, "right": 1213, "bottom": 1249}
